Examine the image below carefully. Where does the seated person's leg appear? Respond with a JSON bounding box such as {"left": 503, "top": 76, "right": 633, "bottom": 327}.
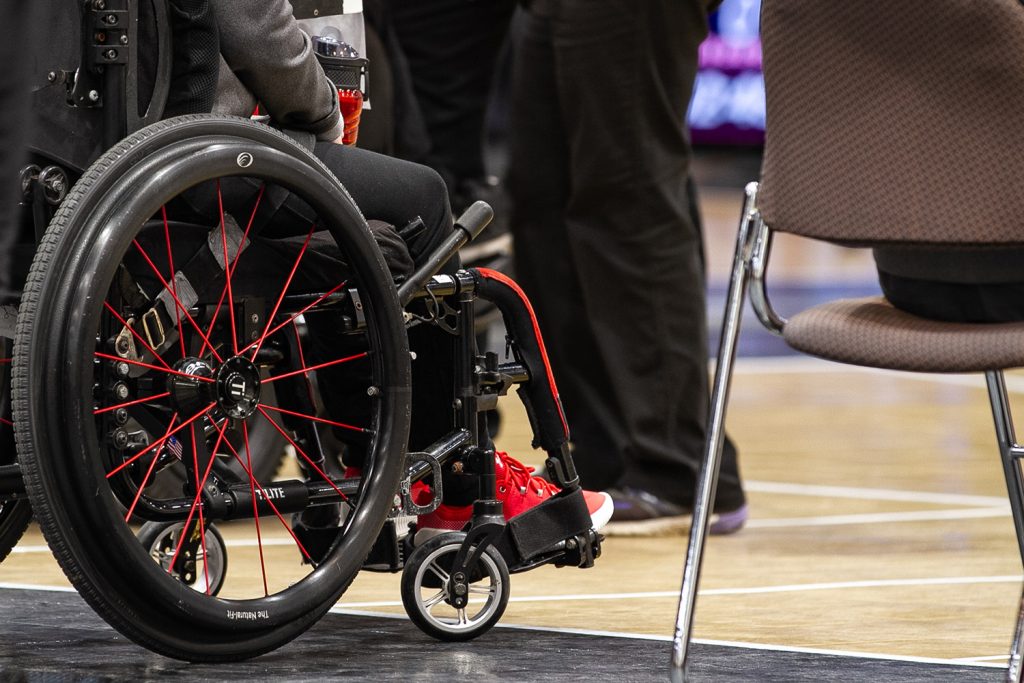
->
{"left": 312, "top": 143, "right": 457, "bottom": 272}
{"left": 874, "top": 245, "right": 1024, "bottom": 323}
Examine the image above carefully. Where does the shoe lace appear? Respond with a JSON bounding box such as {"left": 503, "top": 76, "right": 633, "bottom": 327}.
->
{"left": 497, "top": 451, "right": 560, "bottom": 497}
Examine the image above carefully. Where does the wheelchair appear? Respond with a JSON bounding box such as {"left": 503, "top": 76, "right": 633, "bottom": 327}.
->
{"left": 2, "top": 0, "right": 603, "bottom": 663}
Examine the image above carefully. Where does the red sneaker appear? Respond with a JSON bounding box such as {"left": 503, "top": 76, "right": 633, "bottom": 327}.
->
{"left": 415, "top": 451, "right": 613, "bottom": 544}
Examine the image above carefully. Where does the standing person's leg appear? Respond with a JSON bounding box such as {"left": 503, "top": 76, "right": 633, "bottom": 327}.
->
{"left": 513, "top": 0, "right": 744, "bottom": 530}
{"left": 391, "top": 0, "right": 517, "bottom": 188}
{"left": 508, "top": 6, "right": 628, "bottom": 492}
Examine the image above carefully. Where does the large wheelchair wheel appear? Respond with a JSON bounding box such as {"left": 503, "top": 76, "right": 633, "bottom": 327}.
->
{"left": 12, "top": 115, "right": 412, "bottom": 661}
{"left": 0, "top": 329, "right": 31, "bottom": 563}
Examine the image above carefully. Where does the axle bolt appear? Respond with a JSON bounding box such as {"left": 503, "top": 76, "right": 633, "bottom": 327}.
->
{"left": 112, "top": 382, "right": 130, "bottom": 400}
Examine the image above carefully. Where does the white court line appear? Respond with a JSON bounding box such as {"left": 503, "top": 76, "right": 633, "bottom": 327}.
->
{"left": 327, "top": 606, "right": 1002, "bottom": 669}
{"left": 0, "top": 582, "right": 75, "bottom": 593}
{"left": 951, "top": 655, "right": 1011, "bottom": 663}
{"left": 335, "top": 574, "right": 1023, "bottom": 609}
{"left": 697, "top": 574, "right": 1022, "bottom": 597}
{"left": 11, "top": 536, "right": 302, "bottom": 555}
{"left": 745, "top": 480, "right": 1009, "bottom": 508}
{"left": 11, "top": 505, "right": 1005, "bottom": 557}
{"left": 745, "top": 506, "right": 1009, "bottom": 529}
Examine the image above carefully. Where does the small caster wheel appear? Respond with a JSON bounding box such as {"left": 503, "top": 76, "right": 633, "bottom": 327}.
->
{"left": 401, "top": 532, "right": 510, "bottom": 641}
{"left": 137, "top": 521, "right": 228, "bottom": 596}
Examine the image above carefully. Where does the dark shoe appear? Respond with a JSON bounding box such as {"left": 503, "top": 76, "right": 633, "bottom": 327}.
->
{"left": 603, "top": 487, "right": 748, "bottom": 537}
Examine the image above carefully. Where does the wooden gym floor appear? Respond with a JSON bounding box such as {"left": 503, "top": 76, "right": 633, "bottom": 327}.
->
{"left": 0, "top": 165, "right": 1016, "bottom": 680}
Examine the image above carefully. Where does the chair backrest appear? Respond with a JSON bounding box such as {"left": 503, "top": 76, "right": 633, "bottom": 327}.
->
{"left": 757, "top": 0, "right": 1024, "bottom": 246}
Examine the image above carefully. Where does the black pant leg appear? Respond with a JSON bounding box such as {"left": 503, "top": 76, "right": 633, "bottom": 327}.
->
{"left": 391, "top": 0, "right": 516, "bottom": 185}
{"left": 508, "top": 0, "right": 744, "bottom": 507}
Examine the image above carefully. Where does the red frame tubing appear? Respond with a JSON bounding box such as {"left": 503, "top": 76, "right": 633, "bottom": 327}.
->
{"left": 470, "top": 267, "right": 570, "bottom": 450}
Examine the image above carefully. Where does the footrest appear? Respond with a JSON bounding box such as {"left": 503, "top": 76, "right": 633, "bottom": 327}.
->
{"left": 503, "top": 488, "right": 592, "bottom": 563}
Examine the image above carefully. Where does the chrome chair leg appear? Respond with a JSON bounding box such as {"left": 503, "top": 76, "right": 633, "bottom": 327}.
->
{"left": 984, "top": 371, "right": 1024, "bottom": 683}
{"left": 670, "top": 182, "right": 760, "bottom": 682}
{"left": 1009, "top": 586, "right": 1024, "bottom": 683}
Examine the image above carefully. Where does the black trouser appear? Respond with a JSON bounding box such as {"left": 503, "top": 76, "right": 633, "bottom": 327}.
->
{"left": 507, "top": 0, "right": 744, "bottom": 509}
{"left": 390, "top": 0, "right": 517, "bottom": 187}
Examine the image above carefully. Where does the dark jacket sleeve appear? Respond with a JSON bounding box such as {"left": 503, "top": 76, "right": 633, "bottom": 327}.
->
{"left": 212, "top": 0, "right": 341, "bottom": 140}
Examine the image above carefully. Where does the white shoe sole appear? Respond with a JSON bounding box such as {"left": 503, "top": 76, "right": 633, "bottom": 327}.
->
{"left": 589, "top": 491, "right": 615, "bottom": 532}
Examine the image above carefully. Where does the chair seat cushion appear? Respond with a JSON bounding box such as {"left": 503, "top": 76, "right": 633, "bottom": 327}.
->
{"left": 782, "top": 296, "right": 1024, "bottom": 373}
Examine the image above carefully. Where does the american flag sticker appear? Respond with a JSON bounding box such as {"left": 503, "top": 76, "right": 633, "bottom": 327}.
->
{"left": 166, "top": 436, "right": 184, "bottom": 461}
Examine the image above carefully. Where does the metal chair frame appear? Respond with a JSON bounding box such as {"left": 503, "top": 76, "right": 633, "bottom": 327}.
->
{"left": 669, "top": 182, "right": 1024, "bottom": 683}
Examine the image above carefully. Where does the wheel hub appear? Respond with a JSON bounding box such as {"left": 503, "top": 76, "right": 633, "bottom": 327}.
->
{"left": 168, "top": 358, "right": 216, "bottom": 415}
{"left": 215, "top": 356, "right": 262, "bottom": 419}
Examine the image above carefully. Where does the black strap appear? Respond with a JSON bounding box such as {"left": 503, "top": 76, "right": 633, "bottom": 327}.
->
{"left": 504, "top": 488, "right": 592, "bottom": 562}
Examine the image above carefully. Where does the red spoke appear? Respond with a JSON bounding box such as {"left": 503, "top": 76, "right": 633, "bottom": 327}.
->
{"left": 238, "top": 280, "right": 348, "bottom": 358}
{"left": 0, "top": 358, "right": 10, "bottom": 365}
{"left": 0, "top": 417, "right": 11, "bottom": 427}
{"left": 261, "top": 352, "right": 368, "bottom": 385}
{"left": 124, "top": 414, "right": 179, "bottom": 523}
{"left": 189, "top": 423, "right": 212, "bottom": 596}
{"left": 198, "top": 184, "right": 266, "bottom": 359}
{"left": 259, "top": 403, "right": 370, "bottom": 435}
{"left": 94, "top": 391, "right": 172, "bottom": 415}
{"left": 133, "top": 239, "right": 223, "bottom": 363}
{"left": 94, "top": 352, "right": 215, "bottom": 383}
{"left": 106, "top": 403, "right": 215, "bottom": 478}
{"left": 162, "top": 205, "right": 187, "bottom": 360}
{"left": 256, "top": 406, "right": 349, "bottom": 504}
{"left": 249, "top": 225, "right": 316, "bottom": 362}
{"left": 168, "top": 418, "right": 232, "bottom": 579}
{"left": 220, "top": 425, "right": 312, "bottom": 567}
{"left": 242, "top": 421, "right": 269, "bottom": 594}
{"left": 216, "top": 180, "right": 240, "bottom": 356}
{"left": 102, "top": 302, "right": 174, "bottom": 372}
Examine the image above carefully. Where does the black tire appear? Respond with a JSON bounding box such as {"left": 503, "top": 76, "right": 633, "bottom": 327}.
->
{"left": 401, "top": 532, "right": 510, "bottom": 641}
{"left": 0, "top": 329, "right": 31, "bottom": 564}
{"left": 13, "top": 115, "right": 411, "bottom": 661}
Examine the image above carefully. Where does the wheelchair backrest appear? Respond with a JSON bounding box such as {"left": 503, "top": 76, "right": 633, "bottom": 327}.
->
{"left": 28, "top": 0, "right": 217, "bottom": 172}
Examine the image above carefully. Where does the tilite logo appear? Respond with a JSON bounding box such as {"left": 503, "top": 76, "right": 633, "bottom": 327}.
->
{"left": 255, "top": 487, "right": 286, "bottom": 502}
{"left": 236, "top": 152, "right": 254, "bottom": 168}
{"left": 228, "top": 375, "right": 248, "bottom": 400}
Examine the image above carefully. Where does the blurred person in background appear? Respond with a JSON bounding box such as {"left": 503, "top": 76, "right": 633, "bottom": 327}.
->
{"left": 507, "top": 0, "right": 748, "bottom": 536}
{"left": 389, "top": 0, "right": 516, "bottom": 217}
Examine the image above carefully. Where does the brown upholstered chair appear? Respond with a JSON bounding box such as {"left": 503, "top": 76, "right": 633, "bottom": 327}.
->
{"left": 671, "top": 1, "right": 1024, "bottom": 680}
